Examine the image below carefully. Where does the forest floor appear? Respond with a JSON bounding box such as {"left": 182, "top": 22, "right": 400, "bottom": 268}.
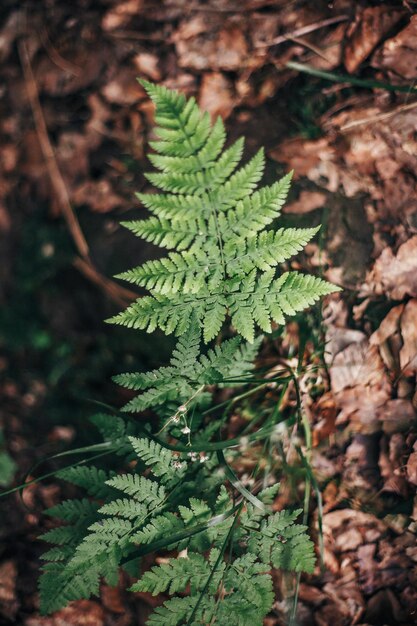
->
{"left": 1, "top": 1, "right": 417, "bottom": 625}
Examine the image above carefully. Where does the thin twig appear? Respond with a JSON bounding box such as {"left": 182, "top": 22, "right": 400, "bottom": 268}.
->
{"left": 339, "top": 100, "right": 417, "bottom": 132}
{"left": 73, "top": 257, "right": 138, "bottom": 307}
{"left": 19, "top": 39, "right": 89, "bottom": 259}
{"left": 256, "top": 14, "right": 349, "bottom": 48}
{"left": 19, "top": 38, "right": 136, "bottom": 306}
{"left": 39, "top": 27, "right": 82, "bottom": 76}
{"left": 286, "top": 35, "right": 332, "bottom": 63}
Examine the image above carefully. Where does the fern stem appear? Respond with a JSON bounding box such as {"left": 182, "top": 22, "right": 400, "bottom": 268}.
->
{"left": 165, "top": 99, "right": 227, "bottom": 281}
{"left": 186, "top": 504, "right": 242, "bottom": 625}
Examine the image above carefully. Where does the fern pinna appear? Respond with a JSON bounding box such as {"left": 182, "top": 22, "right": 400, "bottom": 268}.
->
{"left": 39, "top": 80, "right": 339, "bottom": 624}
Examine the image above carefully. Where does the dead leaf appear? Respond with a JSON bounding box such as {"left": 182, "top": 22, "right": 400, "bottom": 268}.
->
{"left": 101, "top": 584, "right": 126, "bottom": 614}
{"left": 101, "top": 0, "right": 144, "bottom": 31}
{"left": 377, "top": 399, "right": 417, "bottom": 435}
{"left": 399, "top": 300, "right": 417, "bottom": 375}
{"left": 364, "top": 588, "right": 405, "bottom": 624}
{"left": 175, "top": 23, "right": 249, "bottom": 71}
{"left": 370, "top": 304, "right": 404, "bottom": 346}
{"left": 270, "top": 137, "right": 339, "bottom": 191}
{"left": 102, "top": 67, "right": 146, "bottom": 106}
{"left": 372, "top": 15, "right": 417, "bottom": 80}
{"left": 24, "top": 601, "right": 104, "bottom": 626}
{"left": 328, "top": 333, "right": 391, "bottom": 432}
{"left": 35, "top": 45, "right": 108, "bottom": 97}
{"left": 56, "top": 133, "right": 90, "bottom": 188}
{"left": 312, "top": 392, "right": 338, "bottom": 445}
{"left": 0, "top": 11, "right": 25, "bottom": 63}
{"left": 284, "top": 190, "right": 326, "bottom": 214}
{"left": 367, "top": 236, "right": 417, "bottom": 300}
{"left": 132, "top": 53, "right": 161, "bottom": 82}
{"left": 406, "top": 448, "right": 417, "bottom": 485}
{"left": 72, "top": 180, "right": 124, "bottom": 213}
{"left": 199, "top": 72, "right": 235, "bottom": 119}
{"left": 344, "top": 6, "right": 404, "bottom": 73}
{"left": 0, "top": 561, "right": 18, "bottom": 621}
{"left": 335, "top": 526, "right": 363, "bottom": 552}
{"left": 379, "top": 432, "right": 409, "bottom": 496}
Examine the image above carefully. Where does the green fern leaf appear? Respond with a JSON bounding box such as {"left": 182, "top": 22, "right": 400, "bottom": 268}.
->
{"left": 111, "top": 81, "right": 339, "bottom": 342}
{"left": 129, "top": 437, "right": 180, "bottom": 481}
{"left": 132, "top": 552, "right": 212, "bottom": 595}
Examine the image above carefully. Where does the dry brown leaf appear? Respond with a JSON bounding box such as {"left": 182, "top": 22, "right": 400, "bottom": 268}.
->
{"left": 24, "top": 601, "right": 104, "bottom": 626}
{"left": 364, "top": 588, "right": 405, "bottom": 624}
{"left": 101, "top": 0, "right": 144, "bottom": 31}
{"left": 406, "top": 448, "right": 417, "bottom": 485}
{"left": 372, "top": 15, "right": 417, "bottom": 80}
{"left": 0, "top": 10, "right": 25, "bottom": 63}
{"left": 199, "top": 72, "right": 236, "bottom": 119}
{"left": 367, "top": 236, "right": 417, "bottom": 300}
{"left": 320, "top": 573, "right": 365, "bottom": 624}
{"left": 175, "top": 22, "right": 249, "bottom": 71}
{"left": 327, "top": 327, "right": 391, "bottom": 432}
{"left": 132, "top": 53, "right": 161, "bottom": 82}
{"left": 270, "top": 138, "right": 339, "bottom": 191}
{"left": 35, "top": 45, "right": 107, "bottom": 97}
{"left": 344, "top": 6, "right": 404, "bottom": 74}
{"left": 101, "top": 67, "right": 146, "bottom": 106}
{"left": 72, "top": 180, "right": 124, "bottom": 213}
{"left": 56, "top": 132, "right": 90, "bottom": 188}
{"left": 312, "top": 392, "right": 338, "bottom": 445}
{"left": 324, "top": 509, "right": 386, "bottom": 535}
{"left": 378, "top": 399, "right": 417, "bottom": 435}
{"left": 330, "top": 336, "right": 386, "bottom": 392}
{"left": 283, "top": 190, "right": 326, "bottom": 214}
{"left": 399, "top": 299, "right": 417, "bottom": 375}
{"left": 370, "top": 304, "right": 404, "bottom": 346}
{"left": 0, "top": 561, "right": 18, "bottom": 621}
{"left": 101, "top": 584, "right": 126, "bottom": 614}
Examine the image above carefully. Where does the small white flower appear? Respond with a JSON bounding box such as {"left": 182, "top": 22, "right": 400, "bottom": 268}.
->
{"left": 199, "top": 454, "right": 209, "bottom": 463}
{"left": 181, "top": 426, "right": 191, "bottom": 435}
{"left": 239, "top": 436, "right": 249, "bottom": 450}
{"left": 171, "top": 414, "right": 180, "bottom": 423}
{"left": 177, "top": 405, "right": 187, "bottom": 414}
{"left": 187, "top": 451, "right": 198, "bottom": 461}
{"left": 172, "top": 460, "right": 185, "bottom": 470}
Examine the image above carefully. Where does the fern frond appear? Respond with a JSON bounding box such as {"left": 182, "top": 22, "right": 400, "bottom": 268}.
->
{"left": 132, "top": 552, "right": 212, "bottom": 595}
{"left": 98, "top": 498, "right": 147, "bottom": 519}
{"left": 129, "top": 437, "right": 180, "bottom": 481}
{"left": 220, "top": 172, "right": 292, "bottom": 239}
{"left": 226, "top": 226, "right": 320, "bottom": 274}
{"left": 246, "top": 508, "right": 316, "bottom": 574}
{"left": 121, "top": 217, "right": 206, "bottom": 251}
{"left": 45, "top": 498, "right": 99, "bottom": 523}
{"left": 56, "top": 466, "right": 114, "bottom": 498}
{"left": 132, "top": 512, "right": 184, "bottom": 545}
{"left": 113, "top": 366, "right": 175, "bottom": 391}
{"left": 145, "top": 596, "right": 210, "bottom": 626}
{"left": 106, "top": 473, "right": 166, "bottom": 505}
{"left": 111, "top": 82, "right": 339, "bottom": 342}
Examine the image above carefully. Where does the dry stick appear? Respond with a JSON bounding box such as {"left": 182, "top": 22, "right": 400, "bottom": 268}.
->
{"left": 73, "top": 257, "right": 137, "bottom": 306}
{"left": 18, "top": 39, "right": 136, "bottom": 307}
{"left": 286, "top": 35, "right": 332, "bottom": 64}
{"left": 255, "top": 14, "right": 349, "bottom": 48}
{"left": 339, "top": 100, "right": 417, "bottom": 132}
{"left": 39, "top": 27, "right": 82, "bottom": 76}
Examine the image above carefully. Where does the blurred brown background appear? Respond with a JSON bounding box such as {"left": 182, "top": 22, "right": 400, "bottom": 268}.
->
{"left": 1, "top": 1, "right": 417, "bottom": 624}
